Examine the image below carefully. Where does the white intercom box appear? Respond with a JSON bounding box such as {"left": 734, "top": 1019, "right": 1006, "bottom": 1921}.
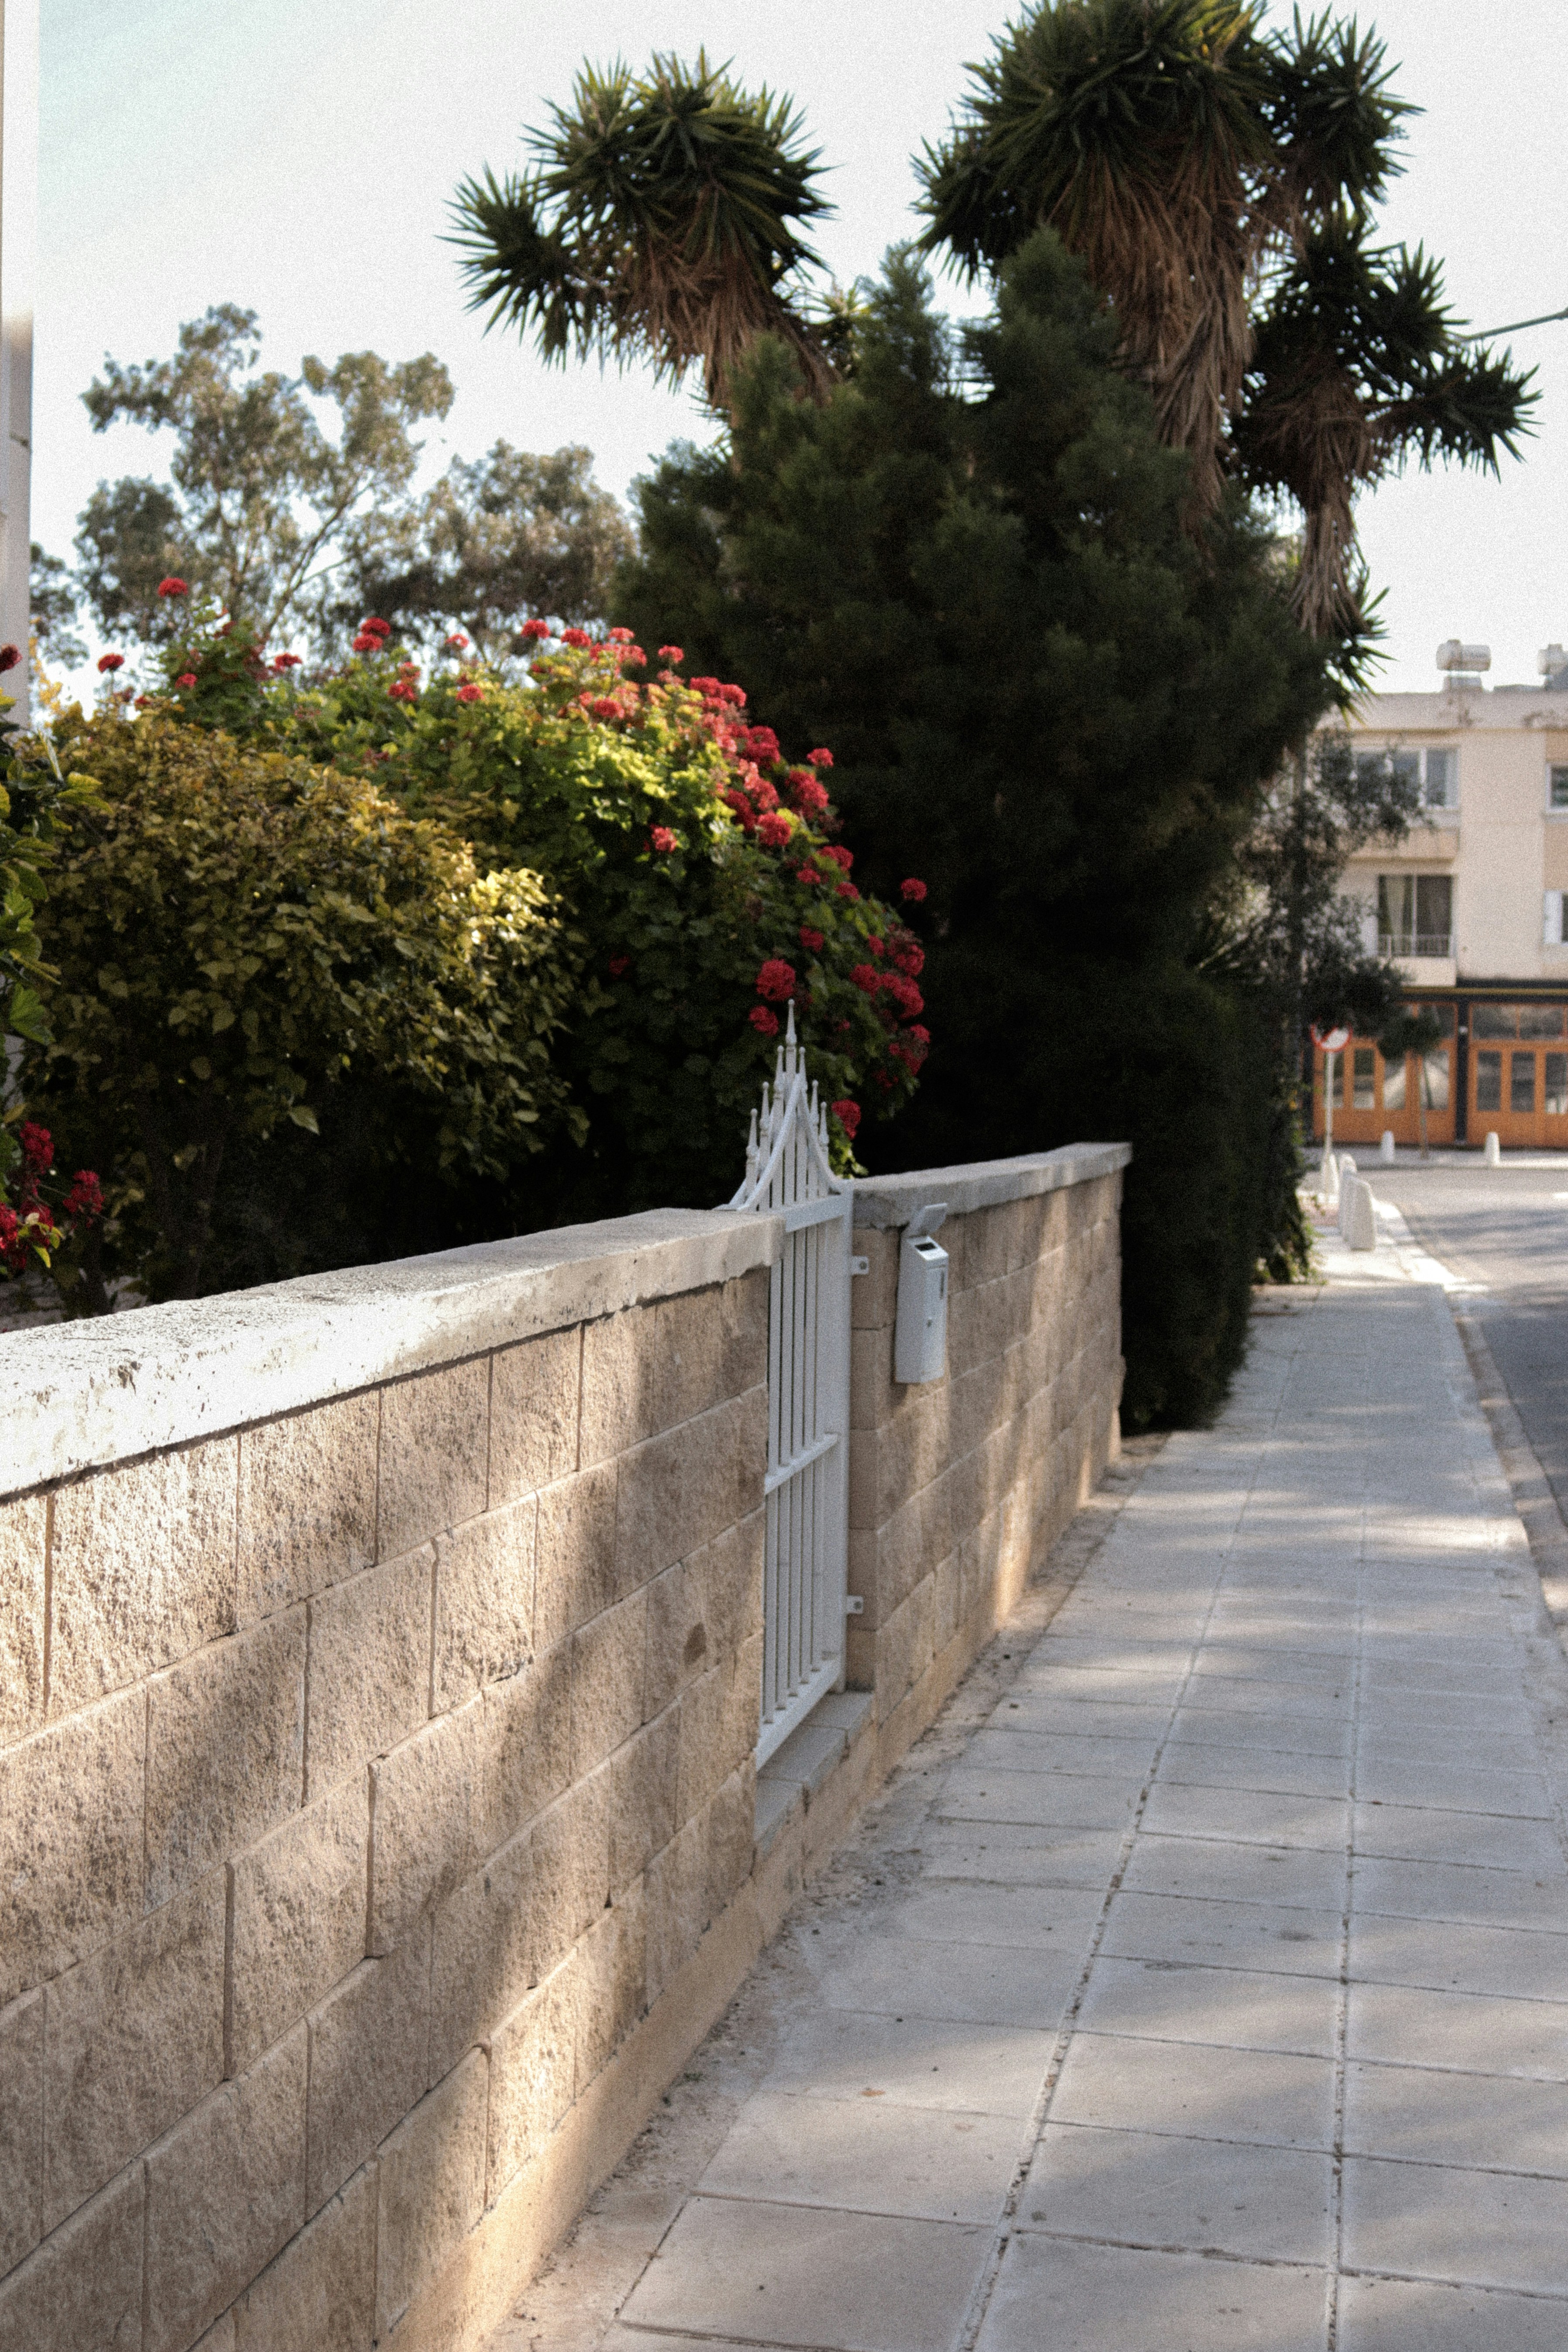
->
{"left": 895, "top": 1203, "right": 949, "bottom": 1384}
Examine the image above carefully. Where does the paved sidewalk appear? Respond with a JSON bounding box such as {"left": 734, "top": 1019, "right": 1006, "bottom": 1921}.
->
{"left": 498, "top": 1270, "right": 1568, "bottom": 2351}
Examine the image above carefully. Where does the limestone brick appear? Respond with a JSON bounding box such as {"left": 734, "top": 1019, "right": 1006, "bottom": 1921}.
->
{"left": 144, "top": 1610, "right": 305, "bottom": 1910}
{"left": 475, "top": 1643, "right": 571, "bottom": 1858}
{"left": 367, "top": 1698, "right": 481, "bottom": 1953}
{"left": 528, "top": 1767, "right": 611, "bottom": 1978}
{"left": 609, "top": 1709, "right": 679, "bottom": 1895}
{"left": 304, "top": 1547, "right": 432, "bottom": 1795}
{"left": 705, "top": 1763, "right": 757, "bottom": 1919}
{"left": 644, "top": 1810, "right": 706, "bottom": 2006}
{"left": 49, "top": 1438, "right": 238, "bottom": 1714}
{"left": 43, "top": 1872, "right": 225, "bottom": 2230}
{"left": 429, "top": 1827, "right": 532, "bottom": 2082}
{"left": 0, "top": 1685, "right": 144, "bottom": 2006}
{"left": 376, "top": 1357, "right": 488, "bottom": 1559}
{"left": 0, "top": 1990, "right": 41, "bottom": 2275}
{"left": 575, "top": 1882, "right": 647, "bottom": 2082}
{"left": 485, "top": 1956, "right": 582, "bottom": 2199}
{"left": 579, "top": 1299, "right": 658, "bottom": 1466}
{"left": 142, "top": 2024, "right": 307, "bottom": 2352}
{"left": 226, "top": 1773, "right": 370, "bottom": 2076}
{"left": 432, "top": 1497, "right": 536, "bottom": 1708}
{"left": 644, "top": 1557, "right": 708, "bottom": 1722}
{"left": 849, "top": 1226, "right": 897, "bottom": 1330}
{"left": 533, "top": 1461, "right": 619, "bottom": 1648}
{"left": 612, "top": 1392, "right": 765, "bottom": 1596}
{"left": 374, "top": 2049, "right": 487, "bottom": 2340}
{"left": 570, "top": 1589, "right": 648, "bottom": 1776}
{"left": 0, "top": 1493, "right": 46, "bottom": 1747}
{"left": 0, "top": 2158, "right": 143, "bottom": 2352}
{"left": 487, "top": 1325, "right": 581, "bottom": 1504}
{"left": 305, "top": 1923, "right": 431, "bottom": 2216}
{"left": 230, "top": 2161, "right": 375, "bottom": 2352}
{"left": 235, "top": 1393, "right": 377, "bottom": 1625}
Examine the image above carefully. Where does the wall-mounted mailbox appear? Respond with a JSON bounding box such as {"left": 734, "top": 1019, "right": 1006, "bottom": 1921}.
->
{"left": 895, "top": 1202, "right": 949, "bottom": 1384}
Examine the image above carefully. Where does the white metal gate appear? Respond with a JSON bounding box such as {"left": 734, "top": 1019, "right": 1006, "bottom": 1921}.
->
{"left": 728, "top": 1007, "right": 853, "bottom": 1765}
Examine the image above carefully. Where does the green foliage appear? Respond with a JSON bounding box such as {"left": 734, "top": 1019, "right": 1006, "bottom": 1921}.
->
{"left": 75, "top": 304, "right": 454, "bottom": 649}
{"left": 452, "top": 50, "right": 837, "bottom": 408}
{"left": 0, "top": 710, "right": 104, "bottom": 1047}
{"left": 617, "top": 235, "right": 1335, "bottom": 1422}
{"left": 30, "top": 543, "right": 86, "bottom": 666}
{"left": 19, "top": 713, "right": 577, "bottom": 1305}
{"left": 270, "top": 627, "right": 929, "bottom": 1218}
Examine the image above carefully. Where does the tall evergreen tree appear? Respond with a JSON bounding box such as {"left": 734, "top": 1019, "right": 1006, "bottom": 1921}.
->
{"left": 618, "top": 237, "right": 1332, "bottom": 1422}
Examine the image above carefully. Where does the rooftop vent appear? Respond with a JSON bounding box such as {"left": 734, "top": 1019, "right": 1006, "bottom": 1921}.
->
{"left": 1540, "top": 644, "right": 1568, "bottom": 681}
{"left": 1437, "top": 640, "right": 1490, "bottom": 673}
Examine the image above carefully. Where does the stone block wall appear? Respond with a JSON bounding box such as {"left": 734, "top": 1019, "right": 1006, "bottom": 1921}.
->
{"left": 847, "top": 1150, "right": 1125, "bottom": 1766}
{"left": 0, "top": 1149, "right": 1126, "bottom": 2352}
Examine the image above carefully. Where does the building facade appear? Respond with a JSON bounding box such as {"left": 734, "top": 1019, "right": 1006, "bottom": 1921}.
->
{"left": 1313, "top": 651, "right": 1568, "bottom": 1150}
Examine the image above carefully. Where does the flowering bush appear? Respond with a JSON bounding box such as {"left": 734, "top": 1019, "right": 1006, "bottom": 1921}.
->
{"left": 18, "top": 713, "right": 578, "bottom": 1304}
{"left": 267, "top": 625, "right": 930, "bottom": 1205}
{"left": 0, "top": 1119, "right": 102, "bottom": 1289}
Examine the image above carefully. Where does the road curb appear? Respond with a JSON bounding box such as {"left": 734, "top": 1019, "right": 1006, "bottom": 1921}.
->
{"left": 1452, "top": 1308, "right": 1568, "bottom": 1637}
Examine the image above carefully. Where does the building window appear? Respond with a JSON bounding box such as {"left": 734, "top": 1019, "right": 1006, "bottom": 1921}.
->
{"left": 1512, "top": 1052, "right": 1537, "bottom": 1114}
{"left": 1357, "top": 746, "right": 1457, "bottom": 810}
{"left": 1378, "top": 873, "right": 1452, "bottom": 958}
{"left": 1475, "top": 1050, "right": 1503, "bottom": 1112}
{"left": 1547, "top": 892, "right": 1565, "bottom": 947}
{"left": 1548, "top": 1054, "right": 1568, "bottom": 1116}
{"left": 1550, "top": 765, "right": 1568, "bottom": 810}
{"left": 1352, "top": 1046, "right": 1376, "bottom": 1109}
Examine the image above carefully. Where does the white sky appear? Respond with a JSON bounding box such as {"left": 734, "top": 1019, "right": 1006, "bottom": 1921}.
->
{"left": 36, "top": 0, "right": 1568, "bottom": 691}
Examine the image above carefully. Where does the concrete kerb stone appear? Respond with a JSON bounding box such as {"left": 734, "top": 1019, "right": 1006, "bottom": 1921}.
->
{"left": 0, "top": 1207, "right": 785, "bottom": 1501}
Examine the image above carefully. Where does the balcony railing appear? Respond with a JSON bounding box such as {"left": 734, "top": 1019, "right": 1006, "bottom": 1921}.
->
{"left": 1379, "top": 932, "right": 1452, "bottom": 959}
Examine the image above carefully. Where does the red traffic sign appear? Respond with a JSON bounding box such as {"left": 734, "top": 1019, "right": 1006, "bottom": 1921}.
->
{"left": 1311, "top": 1024, "right": 1351, "bottom": 1054}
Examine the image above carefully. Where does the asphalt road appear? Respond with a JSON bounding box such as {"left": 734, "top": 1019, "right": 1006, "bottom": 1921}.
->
{"left": 1358, "top": 1156, "right": 1568, "bottom": 1529}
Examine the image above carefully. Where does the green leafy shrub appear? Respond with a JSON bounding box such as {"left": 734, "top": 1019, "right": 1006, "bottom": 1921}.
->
{"left": 21, "top": 712, "right": 577, "bottom": 1305}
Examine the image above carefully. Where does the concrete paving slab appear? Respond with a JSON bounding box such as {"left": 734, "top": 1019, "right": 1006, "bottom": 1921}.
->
{"left": 1121, "top": 1832, "right": 1349, "bottom": 1910}
{"left": 1343, "top": 2059, "right": 1568, "bottom": 2173}
{"left": 1342, "top": 2153, "right": 1568, "bottom": 2294}
{"left": 1347, "top": 1913, "right": 1568, "bottom": 1999}
{"left": 616, "top": 2195, "right": 992, "bottom": 2351}
{"left": 1099, "top": 1892, "right": 1345, "bottom": 1978}
{"left": 1022, "top": 2122, "right": 1334, "bottom": 2263}
{"left": 1351, "top": 1802, "right": 1565, "bottom": 1875}
{"left": 1337, "top": 2274, "right": 1568, "bottom": 2352}
{"left": 1346, "top": 1980, "right": 1568, "bottom": 2079}
{"left": 918, "top": 1823, "right": 1129, "bottom": 1888}
{"left": 974, "top": 2235, "right": 1329, "bottom": 2352}
{"left": 762, "top": 2011, "right": 1054, "bottom": 2117}
{"left": 1050, "top": 2031, "right": 1336, "bottom": 2147}
{"left": 697, "top": 2088, "right": 1021, "bottom": 2223}
{"left": 1155, "top": 1743, "right": 1354, "bottom": 1799}
{"left": 1352, "top": 1758, "right": 1553, "bottom": 1816}
{"left": 1348, "top": 1857, "right": 1568, "bottom": 1930}
{"left": 1076, "top": 1956, "right": 1339, "bottom": 2057}
{"left": 933, "top": 1766, "right": 1142, "bottom": 1830}
{"left": 1140, "top": 1782, "right": 1350, "bottom": 1852}
{"left": 815, "top": 1933, "right": 1082, "bottom": 2029}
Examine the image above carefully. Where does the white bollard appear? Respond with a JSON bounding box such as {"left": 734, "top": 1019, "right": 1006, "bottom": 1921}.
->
{"left": 1379, "top": 1130, "right": 1396, "bottom": 1162}
{"left": 1483, "top": 1131, "right": 1501, "bottom": 1166}
{"left": 1337, "top": 1154, "right": 1359, "bottom": 1234}
{"left": 1345, "top": 1177, "right": 1377, "bottom": 1251}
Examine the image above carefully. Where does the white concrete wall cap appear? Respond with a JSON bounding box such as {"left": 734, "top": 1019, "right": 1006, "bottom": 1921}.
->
{"left": 849, "top": 1142, "right": 1131, "bottom": 1230}
{"left": 0, "top": 1207, "right": 784, "bottom": 1500}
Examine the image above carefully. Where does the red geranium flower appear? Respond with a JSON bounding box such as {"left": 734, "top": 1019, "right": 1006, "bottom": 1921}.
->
{"left": 588, "top": 696, "right": 622, "bottom": 720}
{"left": 717, "top": 682, "right": 747, "bottom": 706}
{"left": 901, "top": 877, "right": 928, "bottom": 903}
{"left": 757, "top": 811, "right": 793, "bottom": 848}
{"left": 521, "top": 618, "right": 551, "bottom": 641}
{"left": 868, "top": 935, "right": 885, "bottom": 958}
{"left": 607, "top": 625, "right": 634, "bottom": 644}
{"left": 175, "top": 673, "right": 198, "bottom": 688}
{"left": 788, "top": 773, "right": 829, "bottom": 817}
{"left": 561, "top": 627, "right": 592, "bottom": 649}
{"left": 388, "top": 679, "right": 419, "bottom": 703}
{"left": 20, "top": 1123, "right": 51, "bottom": 1170}
{"left": 609, "top": 953, "right": 631, "bottom": 978}
{"left": 807, "top": 747, "right": 834, "bottom": 768}
{"left": 894, "top": 941, "right": 925, "bottom": 977}
{"left": 0, "top": 644, "right": 20, "bottom": 673}
{"left": 837, "top": 883, "right": 860, "bottom": 901}
{"left": 743, "top": 724, "right": 781, "bottom": 765}
{"left": 723, "top": 788, "right": 758, "bottom": 831}
{"left": 360, "top": 617, "right": 391, "bottom": 639}
{"left": 650, "top": 826, "right": 678, "bottom": 854}
{"left": 797, "top": 864, "right": 824, "bottom": 886}
{"left": 908, "top": 1024, "right": 930, "bottom": 1047}
{"left": 156, "top": 577, "right": 187, "bottom": 597}
{"left": 756, "top": 958, "right": 796, "bottom": 1002}
{"left": 64, "top": 1170, "right": 104, "bottom": 1220}
{"left": 456, "top": 683, "right": 484, "bottom": 704}
{"left": 750, "top": 1005, "right": 780, "bottom": 1037}
{"left": 97, "top": 652, "right": 124, "bottom": 673}
{"left": 850, "top": 964, "right": 879, "bottom": 995}
{"left": 446, "top": 632, "right": 470, "bottom": 649}
{"left": 352, "top": 633, "right": 380, "bottom": 654}
{"left": 884, "top": 973, "right": 924, "bottom": 1018}
{"left": 830, "top": 1099, "right": 861, "bottom": 1140}
{"left": 273, "top": 652, "right": 302, "bottom": 671}
{"left": 799, "top": 925, "right": 824, "bottom": 953}
{"left": 658, "top": 644, "right": 684, "bottom": 662}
